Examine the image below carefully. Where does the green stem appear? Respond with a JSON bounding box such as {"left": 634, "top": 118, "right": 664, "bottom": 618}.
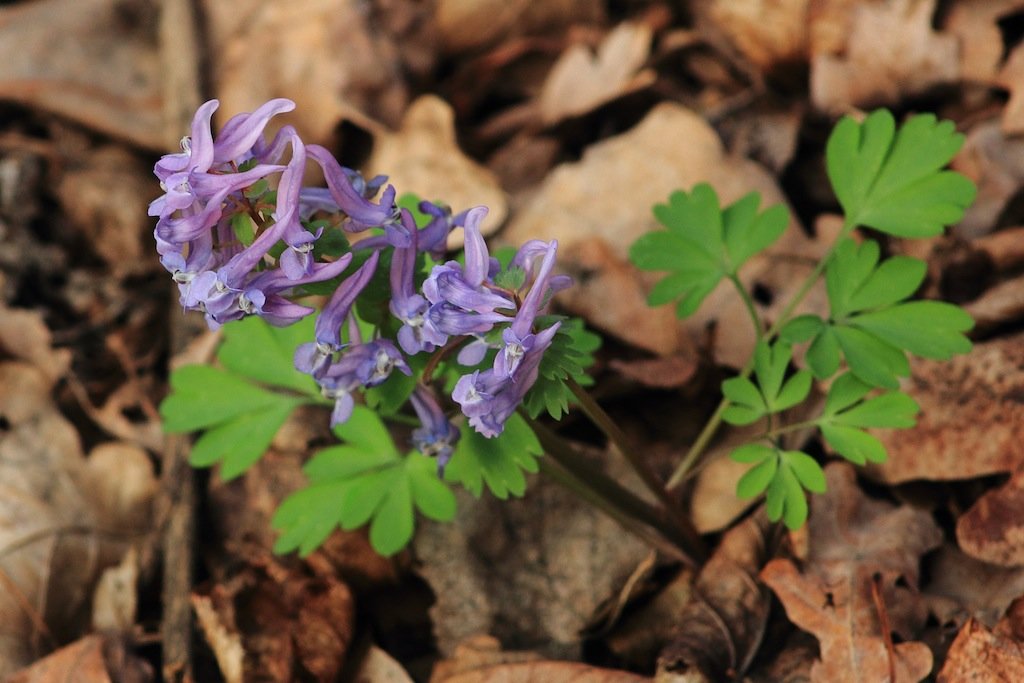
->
{"left": 728, "top": 273, "right": 764, "bottom": 341}
{"left": 537, "top": 457, "right": 695, "bottom": 566}
{"left": 665, "top": 219, "right": 856, "bottom": 491}
{"left": 563, "top": 381, "right": 707, "bottom": 558}
{"left": 527, "top": 417, "right": 682, "bottom": 543}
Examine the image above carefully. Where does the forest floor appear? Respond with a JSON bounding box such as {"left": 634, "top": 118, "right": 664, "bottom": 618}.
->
{"left": 3, "top": 0, "right": 1024, "bottom": 681}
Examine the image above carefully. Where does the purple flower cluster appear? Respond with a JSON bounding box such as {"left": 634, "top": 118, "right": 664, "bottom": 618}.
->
{"left": 152, "top": 99, "right": 570, "bottom": 470}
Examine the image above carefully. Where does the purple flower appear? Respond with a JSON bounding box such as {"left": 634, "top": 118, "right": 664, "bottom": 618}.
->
{"left": 294, "top": 250, "right": 380, "bottom": 377}
{"left": 495, "top": 240, "right": 558, "bottom": 379}
{"left": 317, "top": 340, "right": 411, "bottom": 427}
{"left": 410, "top": 386, "right": 460, "bottom": 474}
{"left": 423, "top": 207, "right": 514, "bottom": 336}
{"left": 389, "top": 210, "right": 448, "bottom": 354}
{"left": 452, "top": 322, "right": 560, "bottom": 437}
{"left": 306, "top": 145, "right": 401, "bottom": 238}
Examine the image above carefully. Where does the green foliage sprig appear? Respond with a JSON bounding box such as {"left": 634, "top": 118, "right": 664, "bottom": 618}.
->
{"left": 631, "top": 109, "right": 976, "bottom": 528}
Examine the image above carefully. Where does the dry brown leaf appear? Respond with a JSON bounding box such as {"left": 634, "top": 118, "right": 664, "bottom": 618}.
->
{"left": 999, "top": 42, "right": 1024, "bottom": 135}
{"left": 601, "top": 565, "right": 692, "bottom": 671}
{"left": 867, "top": 332, "right": 1024, "bottom": 484}
{"left": 944, "top": 0, "right": 1024, "bottom": 84}
{"left": 202, "top": 0, "right": 408, "bottom": 142}
{"left": 0, "top": 0, "right": 169, "bottom": 148}
{"left": 957, "top": 470, "right": 1024, "bottom": 567}
{"left": 608, "top": 355, "right": 699, "bottom": 390}
{"left": 538, "top": 22, "right": 656, "bottom": 125}
{"left": 435, "top": 0, "right": 605, "bottom": 54}
{"left": 5, "top": 635, "right": 113, "bottom": 683}
{"left": 761, "top": 464, "right": 941, "bottom": 683}
{"left": 657, "top": 513, "right": 774, "bottom": 680}
{"left": 502, "top": 102, "right": 820, "bottom": 364}
{"left": 193, "top": 552, "right": 355, "bottom": 683}
{"left": 414, "top": 465, "right": 648, "bottom": 655}
{"left": 54, "top": 146, "right": 155, "bottom": 277}
{"left": 353, "top": 645, "right": 415, "bottom": 683}
{"left": 696, "top": 0, "right": 810, "bottom": 72}
{"left": 0, "top": 305, "right": 71, "bottom": 386}
{"left": 91, "top": 547, "right": 139, "bottom": 633}
{"left": 192, "top": 593, "right": 245, "bottom": 683}
{"left": 366, "top": 96, "right": 507, "bottom": 241}
{"left": 924, "top": 544, "right": 1024, "bottom": 628}
{"left": 431, "top": 635, "right": 647, "bottom": 683}
{"left": 0, "top": 363, "right": 155, "bottom": 675}
{"left": 810, "top": 0, "right": 959, "bottom": 114}
{"left": 953, "top": 120, "right": 1024, "bottom": 239}
{"left": 937, "top": 600, "right": 1024, "bottom": 681}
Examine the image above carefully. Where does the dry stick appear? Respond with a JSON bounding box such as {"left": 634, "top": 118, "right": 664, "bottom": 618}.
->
{"left": 871, "top": 572, "right": 897, "bottom": 683}
{"left": 566, "top": 379, "right": 707, "bottom": 560}
{"left": 157, "top": 0, "right": 202, "bottom": 680}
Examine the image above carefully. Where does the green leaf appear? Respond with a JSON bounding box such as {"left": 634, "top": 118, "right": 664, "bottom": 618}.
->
{"left": 832, "top": 392, "right": 919, "bottom": 429}
{"left": 820, "top": 424, "right": 887, "bottom": 465}
{"left": 730, "top": 443, "right": 775, "bottom": 463}
{"left": 833, "top": 325, "right": 909, "bottom": 389}
{"left": 218, "top": 315, "right": 320, "bottom": 395}
{"left": 780, "top": 315, "right": 824, "bottom": 343}
{"left": 782, "top": 451, "right": 826, "bottom": 493}
{"left": 631, "top": 183, "right": 788, "bottom": 319}
{"left": 189, "top": 401, "right": 299, "bottom": 479}
{"left": 823, "top": 373, "right": 873, "bottom": 415}
{"left": 272, "top": 407, "right": 456, "bottom": 557}
{"left": 737, "top": 455, "right": 778, "bottom": 499}
{"left": 775, "top": 370, "right": 812, "bottom": 412}
{"left": 852, "top": 301, "right": 973, "bottom": 360}
{"left": 230, "top": 212, "right": 256, "bottom": 246}
{"left": 827, "top": 109, "right": 976, "bottom": 237}
{"left": 160, "top": 365, "right": 285, "bottom": 432}
{"left": 522, "top": 318, "right": 601, "bottom": 420}
{"left": 806, "top": 328, "right": 842, "bottom": 380}
{"left": 779, "top": 467, "right": 809, "bottom": 530}
{"left": 444, "top": 413, "right": 542, "bottom": 498}
{"left": 721, "top": 377, "right": 765, "bottom": 413}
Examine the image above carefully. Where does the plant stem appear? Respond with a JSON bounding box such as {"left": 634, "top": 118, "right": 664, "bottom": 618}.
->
{"left": 564, "top": 380, "right": 707, "bottom": 558}
{"left": 665, "top": 220, "right": 855, "bottom": 490}
{"left": 537, "top": 457, "right": 695, "bottom": 566}
{"left": 728, "top": 273, "right": 764, "bottom": 341}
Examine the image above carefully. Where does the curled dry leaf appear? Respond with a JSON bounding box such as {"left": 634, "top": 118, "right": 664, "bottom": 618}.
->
{"left": 353, "top": 645, "right": 414, "bottom": 683}
{"left": 0, "top": 363, "right": 155, "bottom": 675}
{"left": 957, "top": 470, "right": 1024, "bottom": 567}
{"left": 538, "top": 22, "right": 656, "bottom": 125}
{"left": 192, "top": 552, "right": 355, "bottom": 683}
{"left": 366, "top": 95, "right": 507, "bottom": 242}
{"left": 502, "top": 102, "right": 821, "bottom": 364}
{"left": 657, "top": 513, "right": 775, "bottom": 680}
{"left": 609, "top": 354, "right": 698, "bottom": 390}
{"left": 435, "top": 0, "right": 605, "bottom": 54}
{"left": 192, "top": 593, "right": 244, "bottom": 683}
{"left": 761, "top": 464, "right": 941, "bottom": 683}
{"left": 867, "top": 332, "right": 1024, "bottom": 484}
{"left": 0, "top": 0, "right": 166, "bottom": 148}
{"left": 937, "top": 599, "right": 1024, "bottom": 681}
{"left": 202, "top": 0, "right": 407, "bottom": 142}
{"left": 810, "top": 0, "right": 959, "bottom": 114}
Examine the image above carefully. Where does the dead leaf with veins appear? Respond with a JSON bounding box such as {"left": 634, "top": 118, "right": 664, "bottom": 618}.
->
{"left": 435, "top": 0, "right": 605, "bottom": 54}
{"left": 923, "top": 545, "right": 1024, "bottom": 628}
{"left": 937, "top": 598, "right": 1024, "bottom": 681}
{"left": 366, "top": 95, "right": 507, "bottom": 243}
{"left": 695, "top": 0, "right": 810, "bottom": 72}
{"left": 957, "top": 470, "right": 1024, "bottom": 567}
{"left": 538, "top": 22, "right": 656, "bottom": 125}
{"left": 810, "top": 0, "right": 959, "bottom": 113}
{"left": 944, "top": 0, "right": 1024, "bottom": 85}
{"left": 761, "top": 464, "right": 941, "bottom": 683}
